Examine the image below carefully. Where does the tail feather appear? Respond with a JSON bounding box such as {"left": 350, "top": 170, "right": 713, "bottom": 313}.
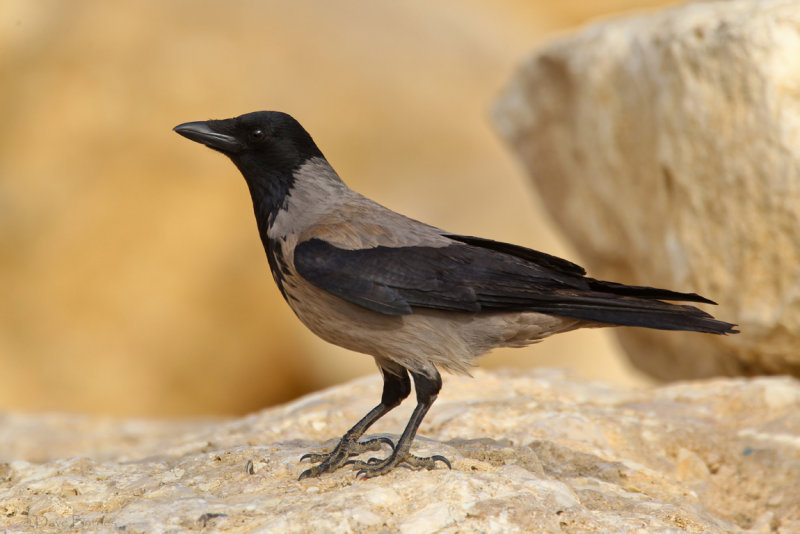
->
{"left": 538, "top": 285, "right": 738, "bottom": 335}
{"left": 545, "top": 300, "right": 738, "bottom": 334}
{"left": 586, "top": 279, "right": 717, "bottom": 305}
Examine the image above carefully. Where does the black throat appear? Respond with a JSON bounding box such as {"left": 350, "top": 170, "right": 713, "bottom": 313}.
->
{"left": 241, "top": 166, "right": 296, "bottom": 235}
{"left": 233, "top": 156, "right": 309, "bottom": 303}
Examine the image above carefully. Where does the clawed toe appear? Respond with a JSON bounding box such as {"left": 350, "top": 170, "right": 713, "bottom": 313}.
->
{"left": 300, "top": 452, "right": 326, "bottom": 463}
{"left": 301, "top": 436, "right": 393, "bottom": 464}
{"left": 366, "top": 436, "right": 396, "bottom": 452}
{"left": 398, "top": 452, "right": 451, "bottom": 471}
{"left": 430, "top": 455, "right": 451, "bottom": 469}
{"left": 344, "top": 456, "right": 383, "bottom": 468}
{"left": 298, "top": 436, "right": 451, "bottom": 480}
{"left": 353, "top": 451, "right": 452, "bottom": 479}
{"left": 297, "top": 436, "right": 395, "bottom": 479}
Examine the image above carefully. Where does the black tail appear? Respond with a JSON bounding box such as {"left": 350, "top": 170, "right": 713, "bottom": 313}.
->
{"left": 443, "top": 233, "right": 737, "bottom": 335}
{"left": 586, "top": 279, "right": 717, "bottom": 305}
{"left": 544, "top": 283, "right": 738, "bottom": 334}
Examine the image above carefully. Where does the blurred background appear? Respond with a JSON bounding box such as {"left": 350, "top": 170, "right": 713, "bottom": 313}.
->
{"left": 0, "top": 0, "right": 674, "bottom": 417}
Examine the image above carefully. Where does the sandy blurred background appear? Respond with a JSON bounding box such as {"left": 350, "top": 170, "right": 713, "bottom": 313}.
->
{"left": 0, "top": 0, "right": 673, "bottom": 417}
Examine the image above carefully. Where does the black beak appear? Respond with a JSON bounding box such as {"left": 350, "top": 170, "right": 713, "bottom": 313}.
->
{"left": 173, "top": 121, "right": 244, "bottom": 154}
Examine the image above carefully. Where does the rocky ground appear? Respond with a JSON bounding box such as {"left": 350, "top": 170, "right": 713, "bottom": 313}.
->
{"left": 2, "top": 369, "right": 799, "bottom": 533}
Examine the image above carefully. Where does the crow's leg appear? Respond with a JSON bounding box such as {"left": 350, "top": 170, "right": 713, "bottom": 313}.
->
{"left": 347, "top": 368, "right": 450, "bottom": 478}
{"left": 298, "top": 366, "right": 410, "bottom": 480}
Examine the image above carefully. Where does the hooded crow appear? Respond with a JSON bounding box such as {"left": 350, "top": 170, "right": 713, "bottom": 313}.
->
{"left": 174, "top": 111, "right": 738, "bottom": 479}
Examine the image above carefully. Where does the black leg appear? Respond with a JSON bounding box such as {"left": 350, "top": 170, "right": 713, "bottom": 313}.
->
{"left": 349, "top": 368, "right": 451, "bottom": 478}
{"left": 298, "top": 367, "right": 411, "bottom": 479}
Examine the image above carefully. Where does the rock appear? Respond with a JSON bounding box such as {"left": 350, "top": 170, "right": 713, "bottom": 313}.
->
{"left": 2, "top": 369, "right": 799, "bottom": 532}
{"left": 493, "top": 0, "right": 800, "bottom": 379}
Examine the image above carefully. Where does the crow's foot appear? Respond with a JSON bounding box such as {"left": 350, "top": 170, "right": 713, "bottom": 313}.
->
{"left": 298, "top": 436, "right": 394, "bottom": 480}
{"left": 347, "top": 451, "right": 451, "bottom": 478}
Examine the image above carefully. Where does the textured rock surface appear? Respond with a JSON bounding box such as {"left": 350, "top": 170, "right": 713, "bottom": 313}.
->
{"left": 494, "top": 0, "right": 800, "bottom": 379}
{"left": 2, "top": 369, "right": 799, "bottom": 532}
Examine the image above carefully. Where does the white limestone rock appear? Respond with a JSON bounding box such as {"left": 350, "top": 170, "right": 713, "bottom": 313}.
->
{"left": 494, "top": 0, "right": 800, "bottom": 379}
{"left": 2, "top": 369, "right": 799, "bottom": 532}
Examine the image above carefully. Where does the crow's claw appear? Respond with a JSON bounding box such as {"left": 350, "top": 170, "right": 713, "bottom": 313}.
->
{"left": 298, "top": 436, "right": 395, "bottom": 480}
{"left": 350, "top": 451, "right": 451, "bottom": 478}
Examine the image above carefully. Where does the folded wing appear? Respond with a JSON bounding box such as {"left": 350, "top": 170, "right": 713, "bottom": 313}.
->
{"left": 294, "top": 235, "right": 737, "bottom": 334}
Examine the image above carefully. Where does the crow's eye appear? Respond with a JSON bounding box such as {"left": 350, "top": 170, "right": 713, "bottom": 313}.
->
{"left": 249, "top": 129, "right": 265, "bottom": 142}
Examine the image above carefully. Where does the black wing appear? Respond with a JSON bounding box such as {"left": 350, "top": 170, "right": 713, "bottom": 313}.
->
{"left": 293, "top": 235, "right": 737, "bottom": 334}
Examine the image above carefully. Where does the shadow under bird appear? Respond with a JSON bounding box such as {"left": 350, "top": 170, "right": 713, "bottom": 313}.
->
{"left": 174, "top": 111, "right": 738, "bottom": 479}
